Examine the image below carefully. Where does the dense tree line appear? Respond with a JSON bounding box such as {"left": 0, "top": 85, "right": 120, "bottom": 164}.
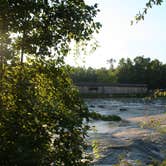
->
{"left": 71, "top": 56, "right": 166, "bottom": 89}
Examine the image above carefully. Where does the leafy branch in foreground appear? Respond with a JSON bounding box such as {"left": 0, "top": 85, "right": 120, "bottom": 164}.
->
{"left": 131, "top": 0, "right": 163, "bottom": 25}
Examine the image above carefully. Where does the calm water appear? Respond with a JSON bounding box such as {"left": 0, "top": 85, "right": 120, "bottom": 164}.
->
{"left": 86, "top": 98, "right": 166, "bottom": 118}
{"left": 86, "top": 98, "right": 166, "bottom": 134}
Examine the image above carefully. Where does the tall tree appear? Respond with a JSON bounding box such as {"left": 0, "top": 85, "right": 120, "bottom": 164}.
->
{"left": 0, "top": 0, "right": 101, "bottom": 63}
{"left": 0, "top": 1, "right": 101, "bottom": 165}
{"left": 107, "top": 58, "right": 116, "bottom": 70}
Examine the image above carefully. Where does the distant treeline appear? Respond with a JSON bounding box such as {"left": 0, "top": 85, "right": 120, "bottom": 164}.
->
{"left": 70, "top": 56, "right": 166, "bottom": 89}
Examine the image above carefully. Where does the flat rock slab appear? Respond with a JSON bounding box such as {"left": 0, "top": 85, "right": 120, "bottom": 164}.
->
{"left": 87, "top": 98, "right": 166, "bottom": 165}
{"left": 94, "top": 139, "right": 166, "bottom": 166}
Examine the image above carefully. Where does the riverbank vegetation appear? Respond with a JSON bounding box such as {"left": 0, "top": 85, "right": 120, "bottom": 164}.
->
{"left": 154, "top": 89, "right": 166, "bottom": 98}
{"left": 89, "top": 112, "right": 121, "bottom": 121}
{"left": 70, "top": 56, "right": 166, "bottom": 90}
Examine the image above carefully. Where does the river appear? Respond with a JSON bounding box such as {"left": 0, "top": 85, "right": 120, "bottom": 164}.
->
{"left": 86, "top": 98, "right": 166, "bottom": 165}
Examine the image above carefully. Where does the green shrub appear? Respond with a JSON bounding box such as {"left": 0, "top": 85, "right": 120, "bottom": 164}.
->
{"left": 0, "top": 62, "right": 90, "bottom": 165}
{"left": 89, "top": 112, "right": 121, "bottom": 121}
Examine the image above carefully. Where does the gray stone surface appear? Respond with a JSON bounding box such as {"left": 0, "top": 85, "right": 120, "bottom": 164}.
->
{"left": 87, "top": 98, "right": 166, "bottom": 165}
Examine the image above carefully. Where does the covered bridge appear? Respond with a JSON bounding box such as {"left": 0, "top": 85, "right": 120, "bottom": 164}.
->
{"left": 75, "top": 82, "right": 148, "bottom": 96}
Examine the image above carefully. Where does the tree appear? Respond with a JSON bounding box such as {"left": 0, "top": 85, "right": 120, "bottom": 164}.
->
{"left": 96, "top": 67, "right": 110, "bottom": 83}
{"left": 0, "top": 0, "right": 101, "bottom": 165}
{"left": 116, "top": 58, "right": 133, "bottom": 83}
{"left": 149, "top": 59, "right": 163, "bottom": 88}
{"left": 0, "top": 0, "right": 101, "bottom": 63}
{"left": 107, "top": 58, "right": 116, "bottom": 70}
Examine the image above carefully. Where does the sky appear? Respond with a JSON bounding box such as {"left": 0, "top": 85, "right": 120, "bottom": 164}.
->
{"left": 65, "top": 0, "right": 166, "bottom": 68}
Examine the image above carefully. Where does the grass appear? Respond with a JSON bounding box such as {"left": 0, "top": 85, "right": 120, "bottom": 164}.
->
{"left": 89, "top": 111, "right": 121, "bottom": 121}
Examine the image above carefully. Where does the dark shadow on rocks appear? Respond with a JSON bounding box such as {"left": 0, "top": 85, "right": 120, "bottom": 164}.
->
{"left": 98, "top": 105, "right": 105, "bottom": 108}
{"left": 93, "top": 139, "right": 166, "bottom": 165}
{"left": 119, "top": 108, "right": 128, "bottom": 111}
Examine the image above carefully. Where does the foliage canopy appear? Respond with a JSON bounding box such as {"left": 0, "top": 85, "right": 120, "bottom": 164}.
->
{"left": 0, "top": 0, "right": 101, "bottom": 165}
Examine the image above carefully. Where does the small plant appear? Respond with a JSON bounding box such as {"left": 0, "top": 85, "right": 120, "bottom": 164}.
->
{"left": 89, "top": 111, "right": 121, "bottom": 121}
{"left": 113, "top": 154, "right": 133, "bottom": 166}
{"left": 92, "top": 140, "right": 100, "bottom": 159}
{"left": 158, "top": 127, "right": 166, "bottom": 134}
{"left": 140, "top": 117, "right": 161, "bottom": 129}
{"left": 154, "top": 89, "right": 166, "bottom": 98}
{"left": 160, "top": 160, "right": 166, "bottom": 166}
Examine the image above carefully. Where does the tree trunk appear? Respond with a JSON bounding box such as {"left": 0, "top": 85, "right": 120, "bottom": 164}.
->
{"left": 20, "top": 31, "right": 25, "bottom": 65}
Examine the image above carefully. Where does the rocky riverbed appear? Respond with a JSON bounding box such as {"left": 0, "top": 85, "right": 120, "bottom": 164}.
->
{"left": 86, "top": 98, "right": 166, "bottom": 165}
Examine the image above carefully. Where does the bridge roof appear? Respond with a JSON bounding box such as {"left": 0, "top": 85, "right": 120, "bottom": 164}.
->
{"left": 75, "top": 82, "right": 148, "bottom": 87}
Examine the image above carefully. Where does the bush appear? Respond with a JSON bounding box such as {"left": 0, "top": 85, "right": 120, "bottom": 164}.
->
{"left": 0, "top": 61, "right": 90, "bottom": 165}
{"left": 89, "top": 112, "right": 121, "bottom": 121}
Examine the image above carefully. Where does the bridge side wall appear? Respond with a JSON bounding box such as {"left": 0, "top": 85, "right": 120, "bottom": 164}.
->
{"left": 77, "top": 85, "right": 147, "bottom": 95}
